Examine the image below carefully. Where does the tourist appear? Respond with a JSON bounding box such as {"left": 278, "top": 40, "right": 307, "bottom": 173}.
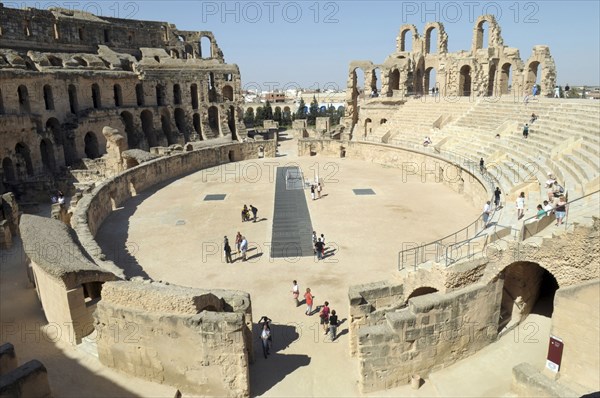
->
{"left": 554, "top": 86, "right": 560, "bottom": 98}
{"left": 312, "top": 231, "right": 317, "bottom": 254}
{"left": 250, "top": 204, "right": 258, "bottom": 222}
{"left": 310, "top": 185, "right": 316, "bottom": 200}
{"left": 315, "top": 238, "right": 324, "bottom": 261}
{"left": 235, "top": 232, "right": 242, "bottom": 254}
{"left": 328, "top": 309, "right": 339, "bottom": 340}
{"left": 57, "top": 191, "right": 65, "bottom": 206}
{"left": 291, "top": 280, "right": 300, "bottom": 307}
{"left": 494, "top": 187, "right": 502, "bottom": 208}
{"left": 532, "top": 85, "right": 538, "bottom": 97}
{"left": 546, "top": 174, "right": 557, "bottom": 201}
{"left": 304, "top": 288, "right": 314, "bottom": 315}
{"left": 479, "top": 158, "right": 485, "bottom": 173}
{"left": 555, "top": 196, "right": 567, "bottom": 226}
{"left": 543, "top": 200, "right": 554, "bottom": 215}
{"left": 536, "top": 205, "right": 546, "bottom": 219}
{"left": 240, "top": 236, "right": 248, "bottom": 261}
{"left": 317, "top": 182, "right": 322, "bottom": 199}
{"left": 258, "top": 315, "right": 273, "bottom": 346}
{"left": 482, "top": 201, "right": 491, "bottom": 227}
{"left": 530, "top": 113, "right": 538, "bottom": 124}
{"left": 516, "top": 192, "right": 526, "bottom": 219}
{"left": 241, "top": 205, "right": 248, "bottom": 222}
{"left": 552, "top": 181, "right": 565, "bottom": 198}
{"left": 565, "top": 84, "right": 570, "bottom": 97}
{"left": 260, "top": 323, "right": 271, "bottom": 358}
{"left": 224, "top": 236, "right": 233, "bottom": 263}
{"left": 320, "top": 233, "right": 325, "bottom": 246}
{"left": 423, "top": 136, "right": 432, "bottom": 146}
{"left": 522, "top": 123, "right": 529, "bottom": 139}
{"left": 495, "top": 133, "right": 501, "bottom": 139}
{"left": 319, "top": 301, "right": 330, "bottom": 335}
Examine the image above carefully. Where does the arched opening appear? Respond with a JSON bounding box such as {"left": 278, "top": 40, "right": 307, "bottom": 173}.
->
{"left": 68, "top": 84, "right": 78, "bottom": 113}
{"left": 120, "top": 111, "right": 137, "bottom": 148}
{"left": 388, "top": 68, "right": 400, "bottom": 97}
{"left": 208, "top": 72, "right": 217, "bottom": 102}
{"left": 141, "top": 110, "right": 157, "bottom": 147}
{"left": 39, "top": 139, "right": 56, "bottom": 172}
{"left": 2, "top": 158, "right": 16, "bottom": 183}
{"left": 425, "top": 27, "right": 437, "bottom": 54}
{"left": 47, "top": 55, "right": 62, "bottom": 67}
{"left": 500, "top": 63, "right": 513, "bottom": 95}
{"left": 184, "top": 44, "right": 194, "bottom": 59}
{"left": 222, "top": 85, "right": 234, "bottom": 101}
{"left": 156, "top": 84, "right": 165, "bottom": 106}
{"left": 193, "top": 113, "right": 203, "bottom": 140}
{"left": 174, "top": 108, "right": 187, "bottom": 143}
{"left": 414, "top": 67, "right": 424, "bottom": 95}
{"left": 160, "top": 111, "right": 175, "bottom": 145}
{"left": 459, "top": 65, "right": 472, "bottom": 96}
{"left": 113, "top": 84, "right": 123, "bottom": 107}
{"left": 350, "top": 67, "right": 366, "bottom": 128}
{"left": 487, "top": 64, "right": 497, "bottom": 96}
{"left": 15, "top": 143, "right": 33, "bottom": 176}
{"left": 135, "top": 83, "right": 144, "bottom": 106}
{"left": 499, "top": 262, "right": 559, "bottom": 332}
{"left": 78, "top": 27, "right": 84, "bottom": 41}
{"left": 400, "top": 29, "right": 413, "bottom": 52}
{"left": 370, "top": 68, "right": 381, "bottom": 97}
{"left": 173, "top": 84, "right": 182, "bottom": 105}
{"left": 91, "top": 83, "right": 101, "bottom": 109}
{"left": 73, "top": 56, "right": 87, "bottom": 67}
{"left": 364, "top": 118, "right": 372, "bottom": 138}
{"left": 190, "top": 84, "right": 199, "bottom": 109}
{"left": 43, "top": 85, "right": 54, "bottom": 110}
{"left": 424, "top": 67, "right": 437, "bottom": 94}
{"left": 84, "top": 132, "right": 100, "bottom": 159}
{"left": 227, "top": 106, "right": 237, "bottom": 140}
{"left": 208, "top": 106, "right": 220, "bottom": 136}
{"left": 474, "top": 20, "right": 490, "bottom": 50}
{"left": 526, "top": 61, "right": 541, "bottom": 94}
{"left": 17, "top": 85, "right": 30, "bottom": 113}
{"left": 200, "top": 36, "right": 212, "bottom": 58}
{"left": 407, "top": 286, "right": 438, "bottom": 300}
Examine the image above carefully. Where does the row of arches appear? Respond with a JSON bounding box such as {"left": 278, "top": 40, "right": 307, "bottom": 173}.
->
{"left": 349, "top": 59, "right": 541, "bottom": 100}
{"left": 1, "top": 130, "right": 102, "bottom": 182}
{"left": 0, "top": 80, "right": 235, "bottom": 116}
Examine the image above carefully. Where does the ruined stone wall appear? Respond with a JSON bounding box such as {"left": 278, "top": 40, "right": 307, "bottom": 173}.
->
{"left": 1, "top": 4, "right": 245, "bottom": 186}
{"left": 549, "top": 279, "right": 600, "bottom": 392}
{"left": 356, "top": 279, "right": 502, "bottom": 393}
{"left": 345, "top": 15, "right": 556, "bottom": 127}
{"left": 94, "top": 281, "right": 252, "bottom": 397}
{"left": 72, "top": 141, "right": 276, "bottom": 277}
{"left": 298, "top": 139, "right": 490, "bottom": 206}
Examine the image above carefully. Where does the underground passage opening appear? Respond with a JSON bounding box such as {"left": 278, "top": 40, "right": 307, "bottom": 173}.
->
{"left": 407, "top": 286, "right": 438, "bottom": 300}
{"left": 498, "top": 261, "right": 559, "bottom": 332}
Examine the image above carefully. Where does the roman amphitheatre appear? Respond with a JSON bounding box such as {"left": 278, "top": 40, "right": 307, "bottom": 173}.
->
{"left": 0, "top": 5, "right": 599, "bottom": 398}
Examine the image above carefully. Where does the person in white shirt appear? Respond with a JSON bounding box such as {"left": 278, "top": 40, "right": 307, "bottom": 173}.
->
{"left": 260, "top": 324, "right": 271, "bottom": 358}
{"left": 543, "top": 200, "right": 554, "bottom": 215}
{"left": 482, "top": 201, "right": 491, "bottom": 226}
{"left": 240, "top": 237, "right": 248, "bottom": 261}
{"left": 516, "top": 192, "right": 526, "bottom": 219}
{"left": 291, "top": 280, "right": 299, "bottom": 307}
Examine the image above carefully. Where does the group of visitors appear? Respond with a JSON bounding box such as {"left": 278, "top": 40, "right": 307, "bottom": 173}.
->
{"left": 517, "top": 173, "right": 568, "bottom": 225}
{"left": 310, "top": 183, "right": 323, "bottom": 200}
{"left": 312, "top": 231, "right": 327, "bottom": 260}
{"left": 223, "top": 232, "right": 248, "bottom": 263}
{"left": 241, "top": 204, "right": 258, "bottom": 222}
{"left": 293, "top": 282, "right": 339, "bottom": 339}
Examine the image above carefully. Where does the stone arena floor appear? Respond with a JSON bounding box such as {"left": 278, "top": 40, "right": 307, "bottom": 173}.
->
{"left": 0, "top": 135, "right": 550, "bottom": 397}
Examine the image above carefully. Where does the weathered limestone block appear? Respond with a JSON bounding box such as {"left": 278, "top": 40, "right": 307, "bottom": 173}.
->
{"left": 0, "top": 359, "right": 52, "bottom": 398}
{"left": 103, "top": 126, "right": 128, "bottom": 174}
{"left": 0, "top": 343, "right": 17, "bottom": 376}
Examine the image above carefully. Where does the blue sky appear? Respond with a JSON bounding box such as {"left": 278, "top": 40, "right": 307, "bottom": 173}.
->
{"left": 14, "top": 1, "right": 600, "bottom": 89}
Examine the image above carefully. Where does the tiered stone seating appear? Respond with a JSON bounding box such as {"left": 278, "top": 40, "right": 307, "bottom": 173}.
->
{"left": 358, "top": 97, "right": 600, "bottom": 233}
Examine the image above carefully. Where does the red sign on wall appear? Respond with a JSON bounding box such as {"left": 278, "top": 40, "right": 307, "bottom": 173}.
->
{"left": 546, "top": 335, "right": 564, "bottom": 373}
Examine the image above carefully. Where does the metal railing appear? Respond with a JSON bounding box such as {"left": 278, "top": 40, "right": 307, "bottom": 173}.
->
{"left": 520, "top": 189, "right": 600, "bottom": 240}
{"left": 389, "top": 143, "right": 501, "bottom": 271}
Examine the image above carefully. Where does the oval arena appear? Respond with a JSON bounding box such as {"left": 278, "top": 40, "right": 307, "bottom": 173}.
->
{"left": 1, "top": 4, "right": 599, "bottom": 398}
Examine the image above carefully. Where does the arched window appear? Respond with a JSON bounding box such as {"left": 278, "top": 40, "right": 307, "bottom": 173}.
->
{"left": 156, "top": 84, "right": 165, "bottom": 106}
{"left": 17, "top": 85, "right": 30, "bottom": 113}
{"left": 135, "top": 83, "right": 144, "bottom": 106}
{"left": 190, "top": 84, "right": 199, "bottom": 109}
{"left": 222, "top": 85, "right": 234, "bottom": 101}
{"left": 200, "top": 36, "right": 212, "bottom": 58}
{"left": 68, "top": 84, "right": 78, "bottom": 113}
{"left": 173, "top": 84, "right": 182, "bottom": 105}
{"left": 91, "top": 84, "right": 101, "bottom": 109}
{"left": 113, "top": 84, "right": 123, "bottom": 107}
{"left": 43, "top": 85, "right": 54, "bottom": 110}
{"left": 84, "top": 132, "right": 100, "bottom": 159}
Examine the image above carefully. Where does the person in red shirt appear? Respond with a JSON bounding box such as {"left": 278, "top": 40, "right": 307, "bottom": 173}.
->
{"left": 319, "top": 301, "right": 330, "bottom": 334}
{"left": 304, "top": 288, "right": 314, "bottom": 316}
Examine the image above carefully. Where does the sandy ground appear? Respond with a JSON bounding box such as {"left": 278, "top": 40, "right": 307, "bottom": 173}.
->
{"left": 0, "top": 135, "right": 548, "bottom": 397}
